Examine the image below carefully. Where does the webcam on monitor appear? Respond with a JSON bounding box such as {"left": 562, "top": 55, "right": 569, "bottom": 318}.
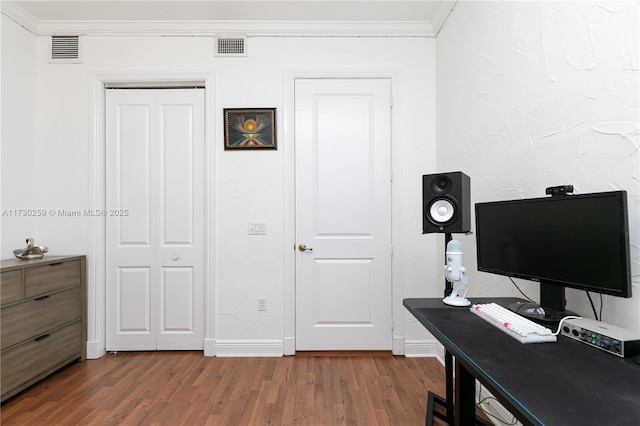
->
{"left": 545, "top": 185, "right": 574, "bottom": 197}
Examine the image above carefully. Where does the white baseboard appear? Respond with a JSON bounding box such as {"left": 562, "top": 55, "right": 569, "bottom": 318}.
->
{"left": 89, "top": 338, "right": 446, "bottom": 359}
{"left": 214, "top": 339, "right": 284, "bottom": 357}
{"left": 87, "top": 339, "right": 283, "bottom": 358}
{"left": 403, "top": 339, "right": 444, "bottom": 360}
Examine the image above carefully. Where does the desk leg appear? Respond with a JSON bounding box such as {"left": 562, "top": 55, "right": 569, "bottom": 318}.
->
{"left": 454, "top": 361, "right": 476, "bottom": 426}
{"left": 425, "top": 350, "right": 454, "bottom": 426}
{"left": 445, "top": 350, "right": 453, "bottom": 420}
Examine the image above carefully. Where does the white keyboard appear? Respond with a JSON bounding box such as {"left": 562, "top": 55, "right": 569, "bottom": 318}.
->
{"left": 470, "top": 303, "right": 557, "bottom": 344}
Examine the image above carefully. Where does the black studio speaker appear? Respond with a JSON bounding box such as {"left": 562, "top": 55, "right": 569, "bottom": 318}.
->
{"left": 422, "top": 171, "right": 471, "bottom": 234}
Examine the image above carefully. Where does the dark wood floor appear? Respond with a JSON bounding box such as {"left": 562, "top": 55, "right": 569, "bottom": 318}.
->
{"left": 1, "top": 351, "right": 448, "bottom": 425}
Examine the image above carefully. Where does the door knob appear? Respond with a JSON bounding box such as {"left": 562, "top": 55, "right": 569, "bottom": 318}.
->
{"left": 298, "top": 244, "right": 313, "bottom": 252}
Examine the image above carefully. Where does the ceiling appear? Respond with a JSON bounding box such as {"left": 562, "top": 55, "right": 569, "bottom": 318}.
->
{"left": 3, "top": 0, "right": 457, "bottom": 36}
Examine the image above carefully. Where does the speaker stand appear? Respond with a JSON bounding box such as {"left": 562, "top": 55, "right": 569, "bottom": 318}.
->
{"left": 441, "top": 233, "right": 453, "bottom": 423}
{"left": 426, "top": 232, "right": 491, "bottom": 426}
{"left": 444, "top": 232, "right": 452, "bottom": 298}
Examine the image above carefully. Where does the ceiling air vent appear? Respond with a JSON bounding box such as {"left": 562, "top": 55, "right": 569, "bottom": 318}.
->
{"left": 215, "top": 36, "right": 247, "bottom": 57}
{"left": 50, "top": 35, "right": 82, "bottom": 64}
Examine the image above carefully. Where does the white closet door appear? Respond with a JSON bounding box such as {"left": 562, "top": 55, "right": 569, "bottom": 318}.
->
{"left": 106, "top": 89, "right": 205, "bottom": 351}
{"left": 295, "top": 78, "right": 393, "bottom": 350}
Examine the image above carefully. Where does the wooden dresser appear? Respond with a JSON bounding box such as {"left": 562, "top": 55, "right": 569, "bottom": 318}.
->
{"left": 1, "top": 255, "right": 86, "bottom": 402}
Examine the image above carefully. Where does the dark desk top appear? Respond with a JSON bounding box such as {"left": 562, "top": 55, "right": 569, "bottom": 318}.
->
{"left": 404, "top": 298, "right": 640, "bottom": 426}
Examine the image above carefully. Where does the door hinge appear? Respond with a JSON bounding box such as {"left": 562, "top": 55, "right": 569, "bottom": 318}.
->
{"left": 390, "top": 97, "right": 393, "bottom": 109}
{"left": 391, "top": 246, "right": 394, "bottom": 257}
{"left": 390, "top": 170, "right": 393, "bottom": 182}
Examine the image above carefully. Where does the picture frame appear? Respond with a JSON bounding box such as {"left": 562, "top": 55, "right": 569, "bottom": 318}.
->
{"left": 224, "top": 108, "right": 277, "bottom": 150}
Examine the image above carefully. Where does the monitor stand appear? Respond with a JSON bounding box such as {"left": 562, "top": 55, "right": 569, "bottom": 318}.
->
{"left": 508, "top": 282, "right": 577, "bottom": 325}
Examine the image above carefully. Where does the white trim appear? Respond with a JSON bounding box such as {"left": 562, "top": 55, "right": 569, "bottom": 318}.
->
{"left": 87, "top": 74, "right": 107, "bottom": 359}
{"left": 392, "top": 336, "right": 405, "bottom": 355}
{"left": 389, "top": 72, "right": 406, "bottom": 356}
{"left": 1, "top": 0, "right": 459, "bottom": 38}
{"left": 215, "top": 340, "right": 284, "bottom": 357}
{"left": 86, "top": 339, "right": 106, "bottom": 360}
{"left": 431, "top": 0, "right": 459, "bottom": 37}
{"left": 28, "top": 20, "right": 436, "bottom": 38}
{"left": 204, "top": 338, "right": 217, "bottom": 357}
{"left": 0, "top": 1, "right": 38, "bottom": 34}
{"left": 403, "top": 340, "right": 444, "bottom": 360}
{"left": 88, "top": 69, "right": 216, "bottom": 358}
{"left": 283, "top": 69, "right": 404, "bottom": 355}
{"left": 282, "top": 73, "right": 296, "bottom": 356}
{"left": 283, "top": 336, "right": 296, "bottom": 355}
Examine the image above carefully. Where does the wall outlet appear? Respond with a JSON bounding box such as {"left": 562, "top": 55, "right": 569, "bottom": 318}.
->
{"left": 248, "top": 222, "right": 267, "bottom": 235}
{"left": 258, "top": 297, "right": 267, "bottom": 311}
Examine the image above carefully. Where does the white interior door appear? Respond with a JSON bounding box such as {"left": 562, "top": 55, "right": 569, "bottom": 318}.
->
{"left": 295, "top": 78, "right": 392, "bottom": 351}
{"left": 106, "top": 88, "right": 204, "bottom": 351}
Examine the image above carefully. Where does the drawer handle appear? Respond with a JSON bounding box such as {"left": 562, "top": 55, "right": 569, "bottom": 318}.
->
{"left": 49, "top": 262, "right": 64, "bottom": 266}
{"left": 34, "top": 295, "right": 51, "bottom": 301}
{"left": 35, "top": 334, "right": 51, "bottom": 342}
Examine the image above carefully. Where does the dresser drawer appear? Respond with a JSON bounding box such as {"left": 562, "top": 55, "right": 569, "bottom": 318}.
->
{"left": 1, "top": 287, "right": 82, "bottom": 349}
{"left": 25, "top": 259, "right": 81, "bottom": 297}
{"left": 0, "top": 269, "right": 23, "bottom": 304}
{"left": 1, "top": 321, "right": 82, "bottom": 397}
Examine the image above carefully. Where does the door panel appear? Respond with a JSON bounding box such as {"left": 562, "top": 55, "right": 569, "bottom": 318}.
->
{"left": 160, "top": 104, "right": 195, "bottom": 245}
{"left": 315, "top": 259, "right": 373, "bottom": 323}
{"left": 107, "top": 92, "right": 157, "bottom": 350}
{"left": 159, "top": 267, "right": 194, "bottom": 332}
{"left": 156, "top": 93, "right": 204, "bottom": 350}
{"left": 316, "top": 96, "right": 373, "bottom": 235}
{"left": 117, "top": 104, "right": 152, "bottom": 246}
{"left": 295, "top": 78, "right": 392, "bottom": 351}
{"left": 106, "top": 89, "right": 204, "bottom": 351}
{"left": 117, "top": 267, "right": 153, "bottom": 351}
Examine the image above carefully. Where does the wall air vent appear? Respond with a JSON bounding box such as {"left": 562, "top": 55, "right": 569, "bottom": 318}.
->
{"left": 215, "top": 35, "right": 248, "bottom": 57}
{"left": 50, "top": 35, "right": 82, "bottom": 64}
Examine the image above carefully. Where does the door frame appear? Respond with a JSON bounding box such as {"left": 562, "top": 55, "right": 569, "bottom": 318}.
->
{"left": 283, "top": 69, "right": 405, "bottom": 355}
{"left": 87, "top": 70, "right": 216, "bottom": 358}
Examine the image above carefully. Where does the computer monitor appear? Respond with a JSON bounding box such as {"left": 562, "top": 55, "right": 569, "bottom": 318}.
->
{"left": 475, "top": 190, "right": 632, "bottom": 324}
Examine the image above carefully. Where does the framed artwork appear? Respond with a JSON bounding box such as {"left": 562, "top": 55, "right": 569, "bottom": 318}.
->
{"left": 224, "top": 108, "right": 277, "bottom": 150}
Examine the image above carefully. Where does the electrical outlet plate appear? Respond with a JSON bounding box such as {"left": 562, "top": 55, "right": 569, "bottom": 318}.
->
{"left": 258, "top": 297, "right": 267, "bottom": 311}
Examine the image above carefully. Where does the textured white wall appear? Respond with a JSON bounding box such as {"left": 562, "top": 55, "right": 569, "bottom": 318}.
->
{"left": 437, "top": 1, "right": 639, "bottom": 330}
{"left": 1, "top": 15, "right": 38, "bottom": 255}
{"left": 1, "top": 21, "right": 438, "bottom": 352}
{"left": 4, "top": 1, "right": 638, "bottom": 353}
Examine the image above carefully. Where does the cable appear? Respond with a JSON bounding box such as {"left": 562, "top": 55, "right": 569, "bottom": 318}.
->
{"left": 553, "top": 315, "right": 583, "bottom": 336}
{"left": 508, "top": 277, "right": 535, "bottom": 302}
{"left": 477, "top": 398, "right": 518, "bottom": 425}
{"left": 585, "top": 291, "right": 599, "bottom": 321}
{"left": 476, "top": 384, "right": 518, "bottom": 425}
{"left": 599, "top": 293, "right": 603, "bottom": 320}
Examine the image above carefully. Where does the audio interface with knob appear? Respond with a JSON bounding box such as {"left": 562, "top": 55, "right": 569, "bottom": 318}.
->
{"left": 561, "top": 317, "right": 640, "bottom": 358}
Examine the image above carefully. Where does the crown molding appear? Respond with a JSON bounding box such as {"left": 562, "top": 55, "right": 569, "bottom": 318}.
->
{"left": 431, "top": 0, "right": 457, "bottom": 36}
{"left": 1, "top": 0, "right": 455, "bottom": 38}
{"left": 1, "top": 0, "right": 38, "bottom": 33}
{"left": 33, "top": 19, "right": 436, "bottom": 37}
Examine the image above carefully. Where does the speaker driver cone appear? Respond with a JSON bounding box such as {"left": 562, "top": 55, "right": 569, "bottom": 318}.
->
{"left": 428, "top": 199, "right": 456, "bottom": 224}
{"left": 431, "top": 175, "right": 453, "bottom": 195}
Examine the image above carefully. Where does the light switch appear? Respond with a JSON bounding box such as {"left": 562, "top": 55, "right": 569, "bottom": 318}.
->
{"left": 248, "top": 222, "right": 266, "bottom": 235}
